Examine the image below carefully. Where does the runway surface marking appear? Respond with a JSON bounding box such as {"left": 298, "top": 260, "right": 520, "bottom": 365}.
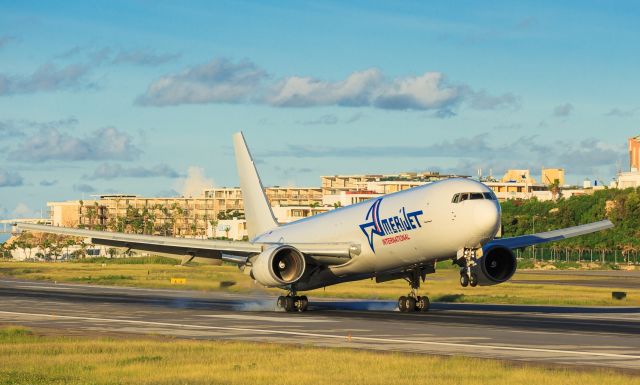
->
{"left": 2, "top": 310, "right": 639, "bottom": 361}
{"left": 13, "top": 285, "right": 72, "bottom": 290}
{"left": 198, "top": 314, "right": 337, "bottom": 323}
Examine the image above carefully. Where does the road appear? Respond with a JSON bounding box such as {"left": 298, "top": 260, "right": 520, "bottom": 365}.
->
{"left": 1, "top": 278, "right": 639, "bottom": 371}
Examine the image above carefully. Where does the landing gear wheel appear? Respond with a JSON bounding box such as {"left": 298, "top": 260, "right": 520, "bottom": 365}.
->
{"left": 406, "top": 297, "right": 417, "bottom": 312}
{"left": 299, "top": 296, "right": 309, "bottom": 312}
{"left": 398, "top": 296, "right": 408, "bottom": 312}
{"left": 460, "top": 274, "right": 469, "bottom": 287}
{"left": 277, "top": 296, "right": 286, "bottom": 310}
{"left": 294, "top": 296, "right": 309, "bottom": 312}
{"left": 284, "top": 296, "right": 295, "bottom": 312}
{"left": 469, "top": 273, "right": 478, "bottom": 287}
{"left": 417, "top": 296, "right": 430, "bottom": 312}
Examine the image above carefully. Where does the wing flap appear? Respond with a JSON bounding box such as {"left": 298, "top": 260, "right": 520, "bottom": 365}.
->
{"left": 485, "top": 219, "right": 614, "bottom": 250}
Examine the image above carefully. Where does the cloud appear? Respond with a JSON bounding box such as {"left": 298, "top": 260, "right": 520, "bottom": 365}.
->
{"left": 604, "top": 107, "right": 639, "bottom": 117}
{"left": 274, "top": 166, "right": 314, "bottom": 178}
{"left": 84, "top": 163, "right": 182, "bottom": 180}
{"left": 468, "top": 90, "right": 521, "bottom": 110}
{"left": 269, "top": 68, "right": 383, "bottom": 107}
{"left": 138, "top": 58, "right": 519, "bottom": 114}
{"left": 260, "top": 134, "right": 495, "bottom": 159}
{"left": 0, "top": 35, "right": 15, "bottom": 50}
{"left": 297, "top": 114, "right": 339, "bottom": 125}
{"left": 174, "top": 166, "right": 214, "bottom": 197}
{"left": 0, "top": 117, "right": 78, "bottom": 141}
{"left": 0, "top": 62, "right": 95, "bottom": 96}
{"left": 11, "top": 203, "right": 36, "bottom": 218}
{"left": 0, "top": 168, "right": 24, "bottom": 187}
{"left": 136, "top": 58, "right": 268, "bottom": 106}
{"left": 9, "top": 126, "right": 141, "bottom": 162}
{"left": 73, "top": 183, "right": 95, "bottom": 193}
{"left": 39, "top": 179, "right": 58, "bottom": 186}
{"left": 258, "top": 135, "right": 623, "bottom": 177}
{"left": 297, "top": 112, "right": 365, "bottom": 126}
{"left": 552, "top": 103, "right": 573, "bottom": 117}
{"left": 112, "top": 49, "right": 181, "bottom": 66}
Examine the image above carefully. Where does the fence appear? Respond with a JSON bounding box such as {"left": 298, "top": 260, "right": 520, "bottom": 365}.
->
{"left": 515, "top": 247, "right": 640, "bottom": 265}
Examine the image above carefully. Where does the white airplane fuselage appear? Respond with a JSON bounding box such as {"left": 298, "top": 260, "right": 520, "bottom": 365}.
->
{"left": 255, "top": 178, "right": 501, "bottom": 281}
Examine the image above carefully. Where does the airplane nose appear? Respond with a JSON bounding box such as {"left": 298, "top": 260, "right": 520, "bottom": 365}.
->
{"left": 473, "top": 201, "right": 500, "bottom": 237}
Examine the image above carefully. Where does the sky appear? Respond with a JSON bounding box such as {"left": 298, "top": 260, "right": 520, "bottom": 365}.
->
{"left": 0, "top": 0, "right": 639, "bottom": 221}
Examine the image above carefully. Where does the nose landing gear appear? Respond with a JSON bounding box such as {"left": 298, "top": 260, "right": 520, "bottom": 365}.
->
{"left": 457, "top": 248, "right": 479, "bottom": 287}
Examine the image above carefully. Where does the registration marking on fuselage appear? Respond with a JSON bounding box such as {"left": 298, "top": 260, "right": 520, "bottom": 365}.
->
{"left": 198, "top": 314, "right": 336, "bottom": 323}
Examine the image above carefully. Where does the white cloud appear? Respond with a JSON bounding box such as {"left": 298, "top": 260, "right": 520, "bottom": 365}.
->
{"left": 0, "top": 168, "right": 24, "bottom": 187}
{"left": 138, "top": 58, "right": 519, "bottom": 114}
{"left": 269, "top": 68, "right": 382, "bottom": 107}
{"left": 136, "top": 58, "right": 267, "bottom": 106}
{"left": 11, "top": 203, "right": 36, "bottom": 218}
{"left": 174, "top": 166, "right": 214, "bottom": 197}
{"left": 9, "top": 127, "right": 141, "bottom": 162}
{"left": 84, "top": 163, "right": 181, "bottom": 180}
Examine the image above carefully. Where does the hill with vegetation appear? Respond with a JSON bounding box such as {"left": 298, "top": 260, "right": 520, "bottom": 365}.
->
{"left": 501, "top": 187, "right": 640, "bottom": 250}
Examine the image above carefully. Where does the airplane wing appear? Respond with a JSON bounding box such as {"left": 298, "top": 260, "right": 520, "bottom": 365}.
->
{"left": 15, "top": 223, "right": 355, "bottom": 263}
{"left": 484, "top": 219, "right": 614, "bottom": 250}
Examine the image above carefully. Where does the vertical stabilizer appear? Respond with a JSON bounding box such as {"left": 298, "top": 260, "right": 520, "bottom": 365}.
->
{"left": 233, "top": 132, "right": 278, "bottom": 239}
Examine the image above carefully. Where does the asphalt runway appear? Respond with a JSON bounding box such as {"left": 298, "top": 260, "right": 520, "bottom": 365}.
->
{"left": 1, "top": 278, "right": 639, "bottom": 371}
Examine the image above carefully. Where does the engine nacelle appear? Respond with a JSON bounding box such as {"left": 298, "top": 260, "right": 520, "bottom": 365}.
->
{"left": 250, "top": 245, "right": 306, "bottom": 287}
{"left": 471, "top": 246, "right": 517, "bottom": 286}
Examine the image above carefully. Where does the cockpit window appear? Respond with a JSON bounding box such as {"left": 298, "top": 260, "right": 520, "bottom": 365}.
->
{"left": 452, "top": 191, "right": 497, "bottom": 203}
{"left": 483, "top": 192, "right": 497, "bottom": 200}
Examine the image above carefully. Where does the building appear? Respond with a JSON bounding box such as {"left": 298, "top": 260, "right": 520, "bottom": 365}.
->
{"left": 321, "top": 173, "right": 465, "bottom": 205}
{"left": 541, "top": 168, "right": 565, "bottom": 186}
{"left": 48, "top": 168, "right": 574, "bottom": 238}
{"left": 500, "top": 169, "right": 536, "bottom": 184}
{"left": 614, "top": 135, "right": 640, "bottom": 188}
{"left": 630, "top": 135, "right": 640, "bottom": 172}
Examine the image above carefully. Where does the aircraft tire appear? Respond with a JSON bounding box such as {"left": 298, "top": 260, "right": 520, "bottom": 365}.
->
{"left": 418, "top": 296, "right": 430, "bottom": 312}
{"left": 398, "top": 296, "right": 408, "bottom": 312}
{"left": 460, "top": 274, "right": 469, "bottom": 287}
{"left": 406, "top": 297, "right": 417, "bottom": 312}
{"left": 299, "top": 296, "right": 309, "bottom": 312}
{"left": 277, "top": 296, "right": 286, "bottom": 310}
{"left": 469, "top": 273, "right": 478, "bottom": 287}
{"left": 284, "top": 296, "right": 295, "bottom": 312}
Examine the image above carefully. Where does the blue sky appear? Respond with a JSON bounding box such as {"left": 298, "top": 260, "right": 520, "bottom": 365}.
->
{"left": 0, "top": 0, "right": 639, "bottom": 220}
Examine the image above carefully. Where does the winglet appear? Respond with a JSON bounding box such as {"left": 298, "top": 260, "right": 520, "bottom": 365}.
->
{"left": 233, "top": 132, "right": 278, "bottom": 240}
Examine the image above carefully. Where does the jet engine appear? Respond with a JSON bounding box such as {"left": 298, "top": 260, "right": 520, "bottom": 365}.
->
{"left": 470, "top": 246, "right": 516, "bottom": 286}
{"left": 250, "top": 245, "right": 306, "bottom": 287}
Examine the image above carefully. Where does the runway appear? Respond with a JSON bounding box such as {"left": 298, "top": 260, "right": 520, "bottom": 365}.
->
{"left": 1, "top": 278, "right": 639, "bottom": 371}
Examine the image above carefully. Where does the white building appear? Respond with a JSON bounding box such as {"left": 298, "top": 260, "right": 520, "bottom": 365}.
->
{"left": 617, "top": 171, "right": 640, "bottom": 189}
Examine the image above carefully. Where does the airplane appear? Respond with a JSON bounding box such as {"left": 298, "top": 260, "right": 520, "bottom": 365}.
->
{"left": 16, "top": 132, "right": 614, "bottom": 313}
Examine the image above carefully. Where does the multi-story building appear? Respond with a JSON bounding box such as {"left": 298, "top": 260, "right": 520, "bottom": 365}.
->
{"left": 541, "top": 168, "right": 565, "bottom": 186}
{"left": 629, "top": 135, "right": 640, "bottom": 172}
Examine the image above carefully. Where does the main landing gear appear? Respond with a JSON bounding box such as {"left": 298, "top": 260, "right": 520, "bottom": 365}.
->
{"left": 398, "top": 267, "right": 430, "bottom": 313}
{"left": 276, "top": 291, "right": 309, "bottom": 312}
{"left": 458, "top": 248, "right": 478, "bottom": 287}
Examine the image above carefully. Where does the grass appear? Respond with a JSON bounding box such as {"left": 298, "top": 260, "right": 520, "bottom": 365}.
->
{"left": 0, "top": 259, "right": 638, "bottom": 306}
{"left": 0, "top": 326, "right": 636, "bottom": 385}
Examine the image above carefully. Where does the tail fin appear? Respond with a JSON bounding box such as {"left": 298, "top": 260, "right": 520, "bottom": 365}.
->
{"left": 233, "top": 132, "right": 278, "bottom": 240}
